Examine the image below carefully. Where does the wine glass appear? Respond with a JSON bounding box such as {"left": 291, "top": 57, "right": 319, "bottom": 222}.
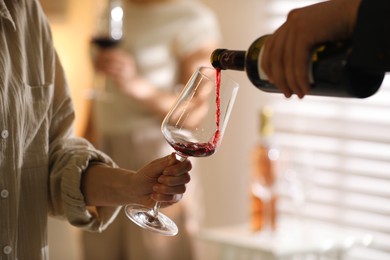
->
{"left": 125, "top": 66, "right": 239, "bottom": 236}
{"left": 87, "top": 0, "right": 123, "bottom": 101}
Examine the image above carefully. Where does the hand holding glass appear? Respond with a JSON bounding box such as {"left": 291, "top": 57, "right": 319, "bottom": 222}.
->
{"left": 125, "top": 66, "right": 239, "bottom": 235}
{"left": 88, "top": 0, "right": 123, "bottom": 101}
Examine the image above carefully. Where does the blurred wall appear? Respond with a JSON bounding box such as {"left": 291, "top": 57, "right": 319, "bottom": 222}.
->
{"left": 46, "top": 0, "right": 274, "bottom": 259}
{"left": 48, "top": 0, "right": 105, "bottom": 136}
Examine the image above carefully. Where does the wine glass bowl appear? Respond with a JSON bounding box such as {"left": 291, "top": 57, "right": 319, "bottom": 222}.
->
{"left": 125, "top": 66, "right": 239, "bottom": 235}
{"left": 92, "top": 0, "right": 123, "bottom": 44}
{"left": 162, "top": 66, "right": 239, "bottom": 159}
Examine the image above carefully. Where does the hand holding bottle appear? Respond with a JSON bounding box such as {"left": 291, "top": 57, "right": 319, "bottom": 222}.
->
{"left": 211, "top": 0, "right": 383, "bottom": 99}
{"left": 261, "top": 0, "right": 361, "bottom": 98}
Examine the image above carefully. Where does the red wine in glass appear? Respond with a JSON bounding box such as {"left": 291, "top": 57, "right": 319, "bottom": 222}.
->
{"left": 167, "top": 69, "right": 222, "bottom": 158}
{"left": 169, "top": 140, "right": 217, "bottom": 157}
{"left": 91, "top": 37, "right": 121, "bottom": 49}
{"left": 88, "top": 37, "right": 121, "bottom": 100}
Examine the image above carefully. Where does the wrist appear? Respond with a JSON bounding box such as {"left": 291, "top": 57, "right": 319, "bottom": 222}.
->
{"left": 82, "top": 164, "right": 136, "bottom": 206}
{"left": 106, "top": 168, "right": 134, "bottom": 206}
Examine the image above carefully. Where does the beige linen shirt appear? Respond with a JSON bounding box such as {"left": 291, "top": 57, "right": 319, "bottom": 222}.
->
{"left": 0, "top": 1, "right": 120, "bottom": 259}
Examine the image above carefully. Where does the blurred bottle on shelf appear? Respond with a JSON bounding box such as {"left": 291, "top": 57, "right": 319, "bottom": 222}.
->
{"left": 250, "top": 106, "right": 279, "bottom": 233}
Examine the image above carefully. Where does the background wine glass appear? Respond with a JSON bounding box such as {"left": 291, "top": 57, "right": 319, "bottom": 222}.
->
{"left": 87, "top": 0, "right": 123, "bottom": 101}
{"left": 125, "top": 66, "right": 239, "bottom": 236}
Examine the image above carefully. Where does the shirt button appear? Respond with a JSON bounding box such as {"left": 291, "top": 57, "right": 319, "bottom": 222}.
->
{"left": 1, "top": 189, "right": 9, "bottom": 198}
{"left": 3, "top": 245, "right": 12, "bottom": 255}
{"left": 1, "top": 130, "right": 9, "bottom": 139}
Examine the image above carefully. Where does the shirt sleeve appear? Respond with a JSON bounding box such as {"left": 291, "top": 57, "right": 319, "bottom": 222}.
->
{"left": 48, "top": 52, "right": 120, "bottom": 232}
{"left": 349, "top": 0, "right": 390, "bottom": 72}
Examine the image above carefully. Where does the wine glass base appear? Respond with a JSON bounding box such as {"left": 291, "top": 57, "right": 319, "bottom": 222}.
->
{"left": 125, "top": 204, "right": 178, "bottom": 236}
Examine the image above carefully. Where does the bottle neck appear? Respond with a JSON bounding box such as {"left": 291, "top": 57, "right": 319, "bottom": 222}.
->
{"left": 260, "top": 123, "right": 273, "bottom": 138}
{"left": 210, "top": 49, "right": 246, "bottom": 71}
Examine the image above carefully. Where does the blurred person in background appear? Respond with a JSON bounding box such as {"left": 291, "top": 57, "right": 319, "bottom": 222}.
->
{"left": 81, "top": 0, "right": 221, "bottom": 259}
{"left": 261, "top": 0, "right": 390, "bottom": 98}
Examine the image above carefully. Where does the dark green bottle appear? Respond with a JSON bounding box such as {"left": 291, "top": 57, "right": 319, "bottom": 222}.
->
{"left": 211, "top": 35, "right": 384, "bottom": 98}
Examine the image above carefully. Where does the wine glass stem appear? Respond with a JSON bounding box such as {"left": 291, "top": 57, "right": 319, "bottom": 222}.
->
{"left": 152, "top": 202, "right": 161, "bottom": 218}
{"left": 175, "top": 152, "right": 187, "bottom": 162}
{"left": 149, "top": 153, "right": 187, "bottom": 218}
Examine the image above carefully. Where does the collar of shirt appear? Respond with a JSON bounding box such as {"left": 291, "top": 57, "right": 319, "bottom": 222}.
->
{"left": 0, "top": 0, "right": 16, "bottom": 30}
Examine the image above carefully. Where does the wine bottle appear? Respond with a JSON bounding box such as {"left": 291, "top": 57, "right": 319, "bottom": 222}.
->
{"left": 250, "top": 106, "right": 278, "bottom": 232}
{"left": 211, "top": 35, "right": 385, "bottom": 98}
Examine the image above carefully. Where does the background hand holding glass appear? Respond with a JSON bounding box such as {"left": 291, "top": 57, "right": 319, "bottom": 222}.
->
{"left": 125, "top": 66, "right": 239, "bottom": 235}
{"left": 88, "top": 0, "right": 123, "bottom": 101}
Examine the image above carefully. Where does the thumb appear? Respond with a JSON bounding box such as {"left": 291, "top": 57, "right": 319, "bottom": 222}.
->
{"left": 144, "top": 153, "right": 177, "bottom": 179}
{"left": 166, "top": 152, "right": 178, "bottom": 166}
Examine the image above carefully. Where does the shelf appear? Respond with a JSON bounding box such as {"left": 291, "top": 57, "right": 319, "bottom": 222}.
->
{"left": 198, "top": 218, "right": 362, "bottom": 260}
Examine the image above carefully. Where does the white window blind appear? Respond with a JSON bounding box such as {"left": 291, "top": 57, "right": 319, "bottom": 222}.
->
{"left": 266, "top": 1, "right": 390, "bottom": 259}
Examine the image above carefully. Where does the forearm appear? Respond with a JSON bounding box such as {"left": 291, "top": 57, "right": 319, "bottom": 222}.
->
{"left": 81, "top": 164, "right": 136, "bottom": 206}
{"left": 81, "top": 154, "right": 192, "bottom": 209}
{"left": 122, "top": 76, "right": 179, "bottom": 118}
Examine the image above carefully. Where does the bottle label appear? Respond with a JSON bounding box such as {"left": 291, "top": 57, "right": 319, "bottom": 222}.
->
{"left": 257, "top": 46, "right": 314, "bottom": 84}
